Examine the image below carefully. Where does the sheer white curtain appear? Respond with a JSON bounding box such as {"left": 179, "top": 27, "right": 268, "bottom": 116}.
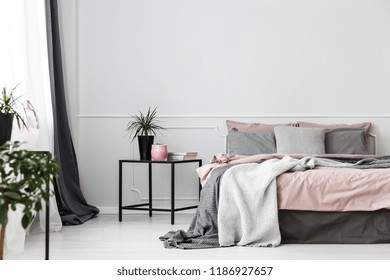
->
{"left": 0, "top": 0, "right": 62, "bottom": 252}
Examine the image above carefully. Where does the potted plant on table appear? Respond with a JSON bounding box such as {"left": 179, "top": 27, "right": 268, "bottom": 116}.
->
{"left": 0, "top": 84, "right": 34, "bottom": 146}
{"left": 0, "top": 142, "right": 58, "bottom": 260}
{"left": 126, "top": 107, "right": 166, "bottom": 160}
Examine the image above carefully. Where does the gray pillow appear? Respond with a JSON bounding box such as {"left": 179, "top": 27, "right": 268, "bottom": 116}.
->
{"left": 325, "top": 128, "right": 367, "bottom": 154}
{"left": 274, "top": 126, "right": 326, "bottom": 154}
{"left": 227, "top": 130, "right": 276, "bottom": 155}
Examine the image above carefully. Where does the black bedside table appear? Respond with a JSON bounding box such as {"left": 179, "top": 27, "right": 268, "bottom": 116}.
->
{"left": 118, "top": 158, "right": 202, "bottom": 224}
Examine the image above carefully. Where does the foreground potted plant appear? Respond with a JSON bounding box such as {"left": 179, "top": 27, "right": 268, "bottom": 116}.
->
{"left": 0, "top": 141, "right": 58, "bottom": 260}
{"left": 126, "top": 107, "right": 166, "bottom": 160}
{"left": 0, "top": 84, "right": 35, "bottom": 145}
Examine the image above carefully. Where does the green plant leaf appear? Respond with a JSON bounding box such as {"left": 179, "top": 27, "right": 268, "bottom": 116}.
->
{"left": 3, "top": 192, "right": 21, "bottom": 200}
{"left": 35, "top": 200, "right": 42, "bottom": 212}
{"left": 21, "top": 213, "right": 31, "bottom": 229}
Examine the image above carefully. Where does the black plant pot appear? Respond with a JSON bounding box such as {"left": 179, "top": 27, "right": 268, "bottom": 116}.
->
{"left": 0, "top": 113, "right": 14, "bottom": 146}
{"left": 138, "top": 135, "right": 154, "bottom": 160}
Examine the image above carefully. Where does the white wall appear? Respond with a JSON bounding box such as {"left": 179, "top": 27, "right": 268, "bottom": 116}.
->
{"left": 59, "top": 0, "right": 390, "bottom": 213}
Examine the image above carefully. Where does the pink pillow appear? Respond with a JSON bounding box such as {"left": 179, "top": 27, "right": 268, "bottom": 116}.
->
{"left": 297, "top": 121, "right": 372, "bottom": 144}
{"left": 297, "top": 121, "right": 371, "bottom": 135}
{"left": 226, "top": 120, "right": 297, "bottom": 133}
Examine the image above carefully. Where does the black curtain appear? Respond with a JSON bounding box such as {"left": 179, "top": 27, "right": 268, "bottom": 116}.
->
{"left": 45, "top": 0, "right": 99, "bottom": 225}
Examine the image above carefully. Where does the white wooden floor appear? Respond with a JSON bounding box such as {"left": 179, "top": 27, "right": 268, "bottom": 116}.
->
{"left": 5, "top": 213, "right": 390, "bottom": 260}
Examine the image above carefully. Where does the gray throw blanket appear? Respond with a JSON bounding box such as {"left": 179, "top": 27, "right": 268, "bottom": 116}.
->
{"left": 160, "top": 155, "right": 390, "bottom": 249}
{"left": 159, "top": 166, "right": 229, "bottom": 249}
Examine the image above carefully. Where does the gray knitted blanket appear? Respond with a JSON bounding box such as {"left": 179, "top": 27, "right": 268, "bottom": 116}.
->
{"left": 159, "top": 166, "right": 230, "bottom": 249}
{"left": 160, "top": 155, "right": 390, "bottom": 249}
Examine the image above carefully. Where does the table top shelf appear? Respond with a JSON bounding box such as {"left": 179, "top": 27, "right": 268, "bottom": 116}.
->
{"left": 119, "top": 158, "right": 202, "bottom": 164}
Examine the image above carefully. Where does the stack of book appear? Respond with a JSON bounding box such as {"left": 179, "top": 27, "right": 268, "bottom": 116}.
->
{"left": 167, "top": 152, "right": 198, "bottom": 160}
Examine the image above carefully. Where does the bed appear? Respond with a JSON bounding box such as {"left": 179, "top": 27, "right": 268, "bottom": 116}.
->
{"left": 160, "top": 120, "right": 390, "bottom": 249}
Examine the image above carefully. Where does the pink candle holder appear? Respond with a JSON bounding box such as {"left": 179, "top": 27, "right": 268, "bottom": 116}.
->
{"left": 151, "top": 144, "right": 168, "bottom": 160}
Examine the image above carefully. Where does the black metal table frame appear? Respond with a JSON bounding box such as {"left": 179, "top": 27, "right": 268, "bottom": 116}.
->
{"left": 119, "top": 159, "right": 202, "bottom": 224}
{"left": 45, "top": 186, "right": 49, "bottom": 260}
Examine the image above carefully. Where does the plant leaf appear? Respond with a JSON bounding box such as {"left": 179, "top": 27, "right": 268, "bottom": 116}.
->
{"left": 3, "top": 192, "right": 21, "bottom": 200}
{"left": 21, "top": 213, "right": 31, "bottom": 229}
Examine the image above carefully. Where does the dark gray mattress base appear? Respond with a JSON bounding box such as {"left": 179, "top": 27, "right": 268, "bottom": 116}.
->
{"left": 279, "top": 209, "right": 390, "bottom": 244}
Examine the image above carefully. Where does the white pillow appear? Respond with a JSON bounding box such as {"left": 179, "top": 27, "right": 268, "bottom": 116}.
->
{"left": 274, "top": 126, "right": 325, "bottom": 154}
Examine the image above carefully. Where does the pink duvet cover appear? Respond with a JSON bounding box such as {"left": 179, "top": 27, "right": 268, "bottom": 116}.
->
{"left": 197, "top": 153, "right": 390, "bottom": 212}
{"left": 277, "top": 167, "right": 390, "bottom": 211}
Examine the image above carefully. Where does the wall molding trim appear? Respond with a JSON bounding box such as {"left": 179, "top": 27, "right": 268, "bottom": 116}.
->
{"left": 77, "top": 114, "right": 390, "bottom": 119}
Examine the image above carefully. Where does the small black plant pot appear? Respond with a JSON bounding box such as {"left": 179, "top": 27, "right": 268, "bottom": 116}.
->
{"left": 138, "top": 135, "right": 154, "bottom": 160}
{"left": 0, "top": 113, "right": 14, "bottom": 146}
